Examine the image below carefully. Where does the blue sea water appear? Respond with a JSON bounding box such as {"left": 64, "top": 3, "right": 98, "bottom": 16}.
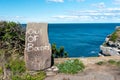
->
{"left": 48, "top": 23, "right": 120, "bottom": 57}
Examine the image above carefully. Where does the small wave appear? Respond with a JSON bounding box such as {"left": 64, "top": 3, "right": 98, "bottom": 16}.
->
{"left": 90, "top": 51, "right": 96, "bottom": 54}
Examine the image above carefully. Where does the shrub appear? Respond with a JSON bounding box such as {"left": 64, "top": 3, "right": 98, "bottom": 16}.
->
{"left": 12, "top": 71, "right": 46, "bottom": 80}
{"left": 25, "top": 71, "right": 46, "bottom": 80}
{"left": 0, "top": 66, "right": 3, "bottom": 75}
{"left": 52, "top": 43, "right": 69, "bottom": 58}
{"left": 96, "top": 61, "right": 106, "bottom": 65}
{"left": 108, "top": 59, "right": 116, "bottom": 65}
{"left": 116, "top": 61, "right": 120, "bottom": 67}
{"left": 0, "top": 21, "right": 25, "bottom": 55}
{"left": 57, "top": 59, "right": 85, "bottom": 74}
{"left": 12, "top": 75, "right": 23, "bottom": 80}
{"left": 109, "top": 32, "right": 118, "bottom": 42}
{"left": 96, "top": 60, "right": 120, "bottom": 68}
{"left": 6, "top": 59, "right": 26, "bottom": 74}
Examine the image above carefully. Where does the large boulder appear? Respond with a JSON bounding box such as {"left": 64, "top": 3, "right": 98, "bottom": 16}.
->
{"left": 24, "top": 23, "right": 52, "bottom": 70}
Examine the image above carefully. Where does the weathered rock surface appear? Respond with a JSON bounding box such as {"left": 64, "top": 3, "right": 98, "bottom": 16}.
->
{"left": 99, "top": 26, "right": 120, "bottom": 56}
{"left": 24, "top": 23, "right": 51, "bottom": 71}
{"left": 46, "top": 66, "right": 59, "bottom": 76}
{"left": 100, "top": 45, "right": 120, "bottom": 56}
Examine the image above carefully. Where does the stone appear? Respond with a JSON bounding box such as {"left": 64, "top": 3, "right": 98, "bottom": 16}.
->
{"left": 98, "top": 54, "right": 104, "bottom": 57}
{"left": 45, "top": 66, "right": 59, "bottom": 76}
{"left": 46, "top": 68, "right": 52, "bottom": 71}
{"left": 108, "top": 41, "right": 114, "bottom": 46}
{"left": 51, "top": 66, "right": 57, "bottom": 69}
{"left": 52, "top": 66, "right": 59, "bottom": 72}
{"left": 53, "top": 68, "right": 59, "bottom": 72}
{"left": 46, "top": 71, "right": 57, "bottom": 76}
{"left": 100, "top": 45, "right": 120, "bottom": 56}
{"left": 116, "top": 26, "right": 120, "bottom": 30}
{"left": 24, "top": 23, "right": 51, "bottom": 71}
{"left": 105, "top": 37, "right": 109, "bottom": 42}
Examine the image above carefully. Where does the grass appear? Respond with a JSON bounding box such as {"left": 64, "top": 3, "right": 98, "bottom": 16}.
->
{"left": 0, "top": 66, "right": 3, "bottom": 75}
{"left": 116, "top": 61, "right": 120, "bottom": 67}
{"left": 96, "top": 59, "right": 120, "bottom": 68}
{"left": 57, "top": 59, "right": 85, "bottom": 74}
{"left": 12, "top": 71, "right": 46, "bottom": 80}
{"left": 108, "top": 59, "right": 116, "bottom": 65}
{"left": 24, "top": 71, "right": 46, "bottom": 80}
{"left": 109, "top": 31, "right": 118, "bottom": 42}
{"left": 4, "top": 58, "right": 46, "bottom": 80}
{"left": 6, "top": 59, "right": 26, "bottom": 74}
{"left": 108, "top": 60, "right": 120, "bottom": 68}
{"left": 96, "top": 61, "right": 106, "bottom": 65}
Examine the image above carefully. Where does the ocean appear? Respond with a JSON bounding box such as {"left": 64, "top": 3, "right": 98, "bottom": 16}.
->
{"left": 48, "top": 23, "right": 120, "bottom": 57}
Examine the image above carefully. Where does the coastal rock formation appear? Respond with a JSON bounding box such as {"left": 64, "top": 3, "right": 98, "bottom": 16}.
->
{"left": 99, "top": 26, "right": 120, "bottom": 56}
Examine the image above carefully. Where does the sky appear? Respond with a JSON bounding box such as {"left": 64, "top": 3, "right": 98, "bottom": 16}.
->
{"left": 0, "top": 0, "right": 120, "bottom": 23}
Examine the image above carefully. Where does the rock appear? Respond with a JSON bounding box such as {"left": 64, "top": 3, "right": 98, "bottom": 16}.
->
{"left": 116, "top": 26, "right": 120, "bottom": 30}
{"left": 51, "top": 66, "right": 57, "bottom": 69}
{"left": 100, "top": 26, "right": 120, "bottom": 56}
{"left": 46, "top": 68, "right": 52, "bottom": 71}
{"left": 26, "top": 71, "right": 38, "bottom": 75}
{"left": 53, "top": 67, "right": 59, "bottom": 72}
{"left": 63, "top": 78, "right": 70, "bottom": 80}
{"left": 117, "top": 38, "right": 120, "bottom": 42}
{"left": 105, "top": 37, "right": 109, "bottom": 42}
{"left": 45, "top": 66, "right": 59, "bottom": 76}
{"left": 100, "top": 45, "right": 120, "bottom": 56}
{"left": 108, "top": 41, "right": 115, "bottom": 46}
{"left": 115, "top": 41, "right": 120, "bottom": 46}
{"left": 24, "top": 23, "right": 52, "bottom": 71}
{"left": 46, "top": 71, "right": 57, "bottom": 76}
{"left": 98, "top": 54, "right": 104, "bottom": 57}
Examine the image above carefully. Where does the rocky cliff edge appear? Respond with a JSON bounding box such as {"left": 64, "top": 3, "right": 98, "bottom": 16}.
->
{"left": 99, "top": 26, "right": 120, "bottom": 56}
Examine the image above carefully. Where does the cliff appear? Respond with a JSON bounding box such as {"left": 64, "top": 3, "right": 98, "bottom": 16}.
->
{"left": 99, "top": 26, "right": 120, "bottom": 56}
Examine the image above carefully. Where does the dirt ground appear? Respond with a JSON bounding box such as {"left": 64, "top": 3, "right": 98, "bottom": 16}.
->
{"left": 45, "top": 56, "right": 120, "bottom": 80}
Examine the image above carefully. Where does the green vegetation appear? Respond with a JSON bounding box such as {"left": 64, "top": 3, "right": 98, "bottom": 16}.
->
{"left": 109, "top": 31, "right": 118, "bottom": 42}
{"left": 0, "top": 21, "right": 25, "bottom": 79}
{"left": 0, "top": 21, "right": 69, "bottom": 79}
{"left": 0, "top": 21, "right": 46, "bottom": 80}
{"left": 12, "top": 71, "right": 46, "bottom": 80}
{"left": 0, "top": 21, "right": 25, "bottom": 55}
{"left": 52, "top": 43, "right": 69, "bottom": 58}
{"left": 96, "top": 60, "right": 120, "bottom": 68}
{"left": 57, "top": 59, "right": 85, "bottom": 74}
{"left": 6, "top": 59, "right": 26, "bottom": 74}
{"left": 96, "top": 61, "right": 106, "bottom": 65}
{"left": 108, "top": 60, "right": 120, "bottom": 68}
{"left": 108, "top": 59, "right": 116, "bottom": 65}
{"left": 116, "top": 61, "right": 120, "bottom": 67}
{"left": 12, "top": 75, "right": 23, "bottom": 80}
{"left": 0, "top": 66, "right": 3, "bottom": 75}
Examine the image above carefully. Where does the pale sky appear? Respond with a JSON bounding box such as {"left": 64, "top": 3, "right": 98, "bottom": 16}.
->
{"left": 0, "top": 0, "right": 120, "bottom": 23}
